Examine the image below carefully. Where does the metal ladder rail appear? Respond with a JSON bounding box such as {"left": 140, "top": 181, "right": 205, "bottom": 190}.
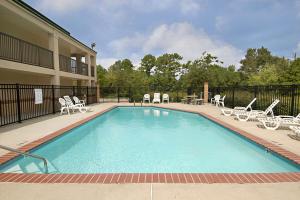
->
{"left": 0, "top": 145, "right": 48, "bottom": 173}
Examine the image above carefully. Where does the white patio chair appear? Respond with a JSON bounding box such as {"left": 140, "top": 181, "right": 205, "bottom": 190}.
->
{"left": 73, "top": 96, "right": 85, "bottom": 107}
{"left": 211, "top": 95, "right": 220, "bottom": 105}
{"left": 235, "top": 99, "right": 280, "bottom": 122}
{"left": 221, "top": 98, "right": 257, "bottom": 116}
{"left": 153, "top": 93, "right": 161, "bottom": 104}
{"left": 289, "top": 126, "right": 300, "bottom": 137}
{"left": 143, "top": 94, "right": 150, "bottom": 103}
{"left": 216, "top": 95, "right": 226, "bottom": 107}
{"left": 162, "top": 94, "right": 169, "bottom": 103}
{"left": 258, "top": 113, "right": 300, "bottom": 130}
{"left": 63, "top": 95, "right": 88, "bottom": 113}
{"left": 59, "top": 98, "right": 70, "bottom": 115}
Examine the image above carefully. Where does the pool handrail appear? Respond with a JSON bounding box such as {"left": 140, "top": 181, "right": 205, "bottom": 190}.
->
{"left": 0, "top": 144, "right": 48, "bottom": 173}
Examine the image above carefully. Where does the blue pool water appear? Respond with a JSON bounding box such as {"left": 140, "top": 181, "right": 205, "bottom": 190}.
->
{"left": 1, "top": 107, "right": 300, "bottom": 174}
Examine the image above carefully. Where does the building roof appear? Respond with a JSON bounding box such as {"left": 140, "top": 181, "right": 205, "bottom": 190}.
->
{"left": 13, "top": 0, "right": 97, "bottom": 54}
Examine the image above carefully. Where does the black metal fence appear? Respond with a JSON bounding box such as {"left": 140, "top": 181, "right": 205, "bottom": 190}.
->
{"left": 99, "top": 86, "right": 203, "bottom": 103}
{"left": 99, "top": 84, "right": 300, "bottom": 116}
{"left": 2, "top": 84, "right": 298, "bottom": 126}
{"left": 0, "top": 84, "right": 97, "bottom": 126}
{"left": 210, "top": 84, "right": 300, "bottom": 116}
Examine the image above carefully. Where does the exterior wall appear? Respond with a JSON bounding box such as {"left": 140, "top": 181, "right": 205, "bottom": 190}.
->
{"left": 0, "top": 0, "right": 98, "bottom": 86}
{"left": 60, "top": 77, "right": 76, "bottom": 86}
{"left": 58, "top": 40, "right": 71, "bottom": 56}
{"left": 0, "top": 8, "right": 49, "bottom": 49}
{"left": 0, "top": 69, "right": 52, "bottom": 85}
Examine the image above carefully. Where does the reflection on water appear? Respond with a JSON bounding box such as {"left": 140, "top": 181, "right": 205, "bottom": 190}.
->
{"left": 143, "top": 109, "right": 150, "bottom": 116}
{"left": 153, "top": 109, "right": 160, "bottom": 117}
{"left": 162, "top": 111, "right": 169, "bottom": 116}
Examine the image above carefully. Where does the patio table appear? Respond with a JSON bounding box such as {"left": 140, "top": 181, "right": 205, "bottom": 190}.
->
{"left": 185, "top": 95, "right": 198, "bottom": 104}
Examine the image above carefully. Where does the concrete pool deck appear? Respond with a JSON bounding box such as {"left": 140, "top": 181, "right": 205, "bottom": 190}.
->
{"left": 1, "top": 182, "right": 300, "bottom": 200}
{"left": 0, "top": 103, "right": 300, "bottom": 199}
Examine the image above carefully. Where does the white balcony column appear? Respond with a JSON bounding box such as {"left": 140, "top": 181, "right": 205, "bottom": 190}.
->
{"left": 85, "top": 54, "right": 92, "bottom": 86}
{"left": 51, "top": 75, "right": 60, "bottom": 85}
{"left": 48, "top": 32, "right": 60, "bottom": 86}
{"left": 91, "top": 56, "right": 97, "bottom": 82}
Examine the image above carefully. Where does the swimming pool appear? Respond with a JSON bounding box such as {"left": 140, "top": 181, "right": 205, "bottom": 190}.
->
{"left": 1, "top": 107, "right": 300, "bottom": 174}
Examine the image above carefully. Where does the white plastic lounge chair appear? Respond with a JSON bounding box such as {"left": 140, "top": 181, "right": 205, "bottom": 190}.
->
{"left": 153, "top": 93, "right": 161, "bottom": 104}
{"left": 259, "top": 113, "right": 300, "bottom": 130}
{"left": 221, "top": 98, "right": 257, "bottom": 116}
{"left": 59, "top": 98, "right": 70, "bottom": 115}
{"left": 235, "top": 99, "right": 280, "bottom": 122}
{"left": 216, "top": 95, "right": 226, "bottom": 107}
{"left": 162, "top": 94, "right": 169, "bottom": 103}
{"left": 63, "top": 95, "right": 88, "bottom": 113}
{"left": 73, "top": 96, "right": 85, "bottom": 107}
{"left": 211, "top": 95, "right": 220, "bottom": 105}
{"left": 143, "top": 94, "right": 150, "bottom": 103}
{"left": 290, "top": 126, "right": 300, "bottom": 137}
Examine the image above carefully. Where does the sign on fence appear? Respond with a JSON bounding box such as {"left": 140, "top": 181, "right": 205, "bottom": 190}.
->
{"left": 34, "top": 89, "right": 43, "bottom": 104}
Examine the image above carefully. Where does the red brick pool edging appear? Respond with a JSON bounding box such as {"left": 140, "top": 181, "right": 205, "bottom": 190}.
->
{"left": 0, "top": 105, "right": 300, "bottom": 184}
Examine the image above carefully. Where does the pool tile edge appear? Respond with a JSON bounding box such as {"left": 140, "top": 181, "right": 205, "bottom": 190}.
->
{"left": 1, "top": 173, "right": 300, "bottom": 184}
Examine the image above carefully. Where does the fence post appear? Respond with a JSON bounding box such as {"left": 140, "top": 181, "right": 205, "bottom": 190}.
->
{"left": 254, "top": 86, "right": 258, "bottom": 110}
{"left": 232, "top": 86, "right": 235, "bottom": 108}
{"left": 290, "top": 84, "right": 296, "bottom": 116}
{"left": 86, "top": 86, "right": 89, "bottom": 105}
{"left": 52, "top": 85, "right": 55, "bottom": 114}
{"left": 16, "top": 84, "right": 22, "bottom": 123}
{"left": 117, "top": 87, "right": 120, "bottom": 103}
{"left": 72, "top": 86, "right": 75, "bottom": 96}
{"left": 176, "top": 89, "right": 179, "bottom": 102}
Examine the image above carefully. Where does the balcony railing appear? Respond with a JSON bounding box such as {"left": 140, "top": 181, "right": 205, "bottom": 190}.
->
{"left": 0, "top": 32, "right": 53, "bottom": 69}
{"left": 91, "top": 66, "right": 95, "bottom": 77}
{"left": 59, "top": 54, "right": 88, "bottom": 76}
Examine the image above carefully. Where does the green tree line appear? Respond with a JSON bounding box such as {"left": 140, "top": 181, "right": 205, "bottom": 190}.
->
{"left": 97, "top": 47, "right": 300, "bottom": 89}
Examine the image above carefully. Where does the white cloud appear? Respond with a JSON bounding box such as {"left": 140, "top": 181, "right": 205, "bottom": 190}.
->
{"left": 34, "top": 0, "right": 92, "bottom": 12}
{"left": 215, "top": 16, "right": 227, "bottom": 32}
{"left": 38, "top": 0, "right": 202, "bottom": 15}
{"left": 107, "top": 22, "right": 243, "bottom": 67}
{"left": 98, "top": 0, "right": 201, "bottom": 14}
{"left": 97, "top": 58, "right": 118, "bottom": 69}
{"left": 180, "top": 0, "right": 201, "bottom": 14}
{"left": 109, "top": 33, "right": 145, "bottom": 57}
{"left": 296, "top": 42, "right": 300, "bottom": 54}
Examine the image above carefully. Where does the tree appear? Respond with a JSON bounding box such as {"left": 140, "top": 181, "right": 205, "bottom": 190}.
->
{"left": 139, "top": 54, "right": 156, "bottom": 76}
{"left": 152, "top": 53, "right": 183, "bottom": 91}
{"left": 180, "top": 52, "right": 234, "bottom": 88}
{"left": 97, "top": 64, "right": 108, "bottom": 87}
{"left": 247, "top": 64, "right": 279, "bottom": 85}
{"left": 106, "top": 59, "right": 134, "bottom": 87}
{"left": 239, "top": 47, "right": 272, "bottom": 77}
{"left": 283, "top": 58, "right": 300, "bottom": 83}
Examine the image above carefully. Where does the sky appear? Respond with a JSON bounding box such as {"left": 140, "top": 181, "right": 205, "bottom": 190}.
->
{"left": 25, "top": 0, "right": 300, "bottom": 68}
